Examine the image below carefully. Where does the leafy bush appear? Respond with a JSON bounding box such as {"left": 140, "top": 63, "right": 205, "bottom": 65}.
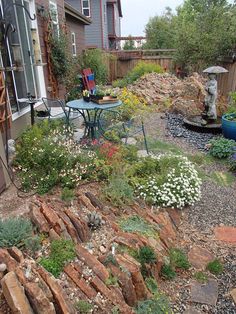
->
{"left": 15, "top": 121, "right": 102, "bottom": 194}
{"left": 209, "top": 137, "right": 236, "bottom": 159}
{"left": 135, "top": 293, "right": 172, "bottom": 314}
{"left": 136, "top": 246, "right": 157, "bottom": 265}
{"left": 74, "top": 300, "right": 93, "bottom": 313}
{"left": 0, "top": 217, "right": 32, "bottom": 248}
{"left": 39, "top": 239, "right": 76, "bottom": 277}
{"left": 113, "top": 61, "right": 164, "bottom": 87}
{"left": 230, "top": 152, "right": 236, "bottom": 172}
{"left": 133, "top": 154, "right": 202, "bottom": 208}
{"left": 145, "top": 277, "right": 158, "bottom": 294}
{"left": 160, "top": 264, "right": 176, "bottom": 280}
{"left": 206, "top": 259, "right": 223, "bottom": 275}
{"left": 61, "top": 188, "right": 75, "bottom": 202}
{"left": 169, "top": 248, "right": 190, "bottom": 270}
{"left": 103, "top": 173, "right": 134, "bottom": 207}
{"left": 79, "top": 49, "right": 108, "bottom": 84}
{"left": 119, "top": 215, "right": 158, "bottom": 238}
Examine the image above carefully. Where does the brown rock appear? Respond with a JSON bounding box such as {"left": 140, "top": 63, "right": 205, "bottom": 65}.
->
{"left": 29, "top": 205, "right": 50, "bottom": 233}
{"left": 49, "top": 229, "right": 61, "bottom": 241}
{"left": 191, "top": 279, "right": 218, "bottom": 306}
{"left": 0, "top": 249, "right": 18, "bottom": 271}
{"left": 1, "top": 271, "right": 33, "bottom": 314}
{"left": 32, "top": 269, "right": 53, "bottom": 301}
{"left": 154, "top": 212, "right": 176, "bottom": 247}
{"left": 8, "top": 247, "right": 24, "bottom": 263}
{"left": 85, "top": 192, "right": 104, "bottom": 210}
{"left": 78, "top": 194, "right": 97, "bottom": 211}
{"left": 166, "top": 208, "right": 181, "bottom": 228}
{"left": 56, "top": 211, "right": 80, "bottom": 243}
{"left": 37, "top": 266, "right": 75, "bottom": 314}
{"left": 24, "top": 282, "right": 56, "bottom": 314}
{"left": 76, "top": 244, "right": 109, "bottom": 282}
{"left": 65, "top": 209, "right": 91, "bottom": 242}
{"left": 64, "top": 264, "right": 97, "bottom": 299}
{"left": 214, "top": 226, "right": 236, "bottom": 244}
{"left": 188, "top": 246, "right": 214, "bottom": 269}
{"left": 230, "top": 288, "right": 236, "bottom": 304}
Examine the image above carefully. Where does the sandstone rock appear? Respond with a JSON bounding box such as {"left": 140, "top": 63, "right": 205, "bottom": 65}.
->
{"left": 214, "top": 226, "right": 236, "bottom": 244}
{"left": 166, "top": 208, "right": 181, "bottom": 228}
{"left": 24, "top": 282, "right": 56, "bottom": 314}
{"left": 85, "top": 192, "right": 104, "bottom": 210}
{"left": 49, "top": 229, "right": 61, "bottom": 241}
{"left": 78, "top": 194, "right": 97, "bottom": 212}
{"left": 153, "top": 212, "right": 176, "bottom": 248}
{"left": 29, "top": 205, "right": 50, "bottom": 233}
{"left": 188, "top": 246, "right": 214, "bottom": 269}
{"left": 37, "top": 266, "right": 75, "bottom": 314}
{"left": 56, "top": 211, "right": 80, "bottom": 243}
{"left": 191, "top": 279, "right": 218, "bottom": 306}
{"left": 184, "top": 307, "right": 202, "bottom": 314}
{"left": 230, "top": 288, "right": 236, "bottom": 304}
{"left": 76, "top": 244, "right": 109, "bottom": 282}
{"left": 8, "top": 247, "right": 24, "bottom": 263}
{"left": 0, "top": 249, "right": 18, "bottom": 271}
{"left": 65, "top": 209, "right": 91, "bottom": 242}
{"left": 1, "top": 271, "right": 33, "bottom": 314}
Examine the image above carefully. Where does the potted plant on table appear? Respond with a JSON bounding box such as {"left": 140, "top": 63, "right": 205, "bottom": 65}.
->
{"left": 83, "top": 90, "right": 90, "bottom": 102}
{"left": 222, "top": 93, "right": 236, "bottom": 140}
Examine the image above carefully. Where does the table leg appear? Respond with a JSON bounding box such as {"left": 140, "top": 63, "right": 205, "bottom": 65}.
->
{"left": 30, "top": 102, "right": 35, "bottom": 125}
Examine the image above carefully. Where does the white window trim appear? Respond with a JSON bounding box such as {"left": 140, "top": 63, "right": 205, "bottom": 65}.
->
{"left": 71, "top": 32, "right": 77, "bottom": 57}
{"left": 81, "top": 0, "right": 91, "bottom": 18}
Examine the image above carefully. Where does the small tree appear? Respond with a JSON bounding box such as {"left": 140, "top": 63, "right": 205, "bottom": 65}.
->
{"left": 123, "top": 36, "right": 136, "bottom": 50}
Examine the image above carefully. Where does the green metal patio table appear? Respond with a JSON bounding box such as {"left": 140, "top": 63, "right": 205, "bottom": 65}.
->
{"left": 66, "top": 98, "right": 122, "bottom": 139}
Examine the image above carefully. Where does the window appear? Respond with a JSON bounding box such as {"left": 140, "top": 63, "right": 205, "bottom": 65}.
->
{"left": 49, "top": 0, "right": 59, "bottom": 36}
{"left": 103, "top": 4, "right": 106, "bottom": 24}
{"left": 71, "top": 32, "right": 76, "bottom": 56}
{"left": 81, "top": 0, "right": 90, "bottom": 17}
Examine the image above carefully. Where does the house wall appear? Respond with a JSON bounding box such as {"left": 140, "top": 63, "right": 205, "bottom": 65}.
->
{"left": 107, "top": 3, "right": 114, "bottom": 35}
{"left": 114, "top": 4, "right": 121, "bottom": 37}
{"left": 66, "top": 14, "right": 86, "bottom": 55}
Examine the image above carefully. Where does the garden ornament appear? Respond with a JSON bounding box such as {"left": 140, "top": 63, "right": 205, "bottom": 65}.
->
{"left": 201, "top": 66, "right": 228, "bottom": 125}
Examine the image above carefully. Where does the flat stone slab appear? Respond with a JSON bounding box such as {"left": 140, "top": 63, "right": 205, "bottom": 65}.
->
{"left": 230, "top": 288, "right": 236, "bottom": 304}
{"left": 214, "top": 226, "right": 236, "bottom": 244}
{"left": 188, "top": 246, "right": 214, "bottom": 269}
{"left": 191, "top": 279, "right": 218, "bottom": 306}
{"left": 184, "top": 307, "right": 202, "bottom": 314}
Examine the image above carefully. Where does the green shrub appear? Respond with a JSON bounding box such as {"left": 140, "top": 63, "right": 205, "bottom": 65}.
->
{"left": 113, "top": 61, "right": 164, "bottom": 87}
{"left": 132, "top": 154, "right": 202, "bottom": 208}
{"left": 119, "top": 215, "right": 158, "bottom": 238}
{"left": 194, "top": 271, "right": 208, "bottom": 283}
{"left": 145, "top": 277, "right": 158, "bottom": 294}
{"left": 24, "top": 236, "right": 41, "bottom": 255}
{"left": 74, "top": 300, "right": 93, "bottom": 313}
{"left": 79, "top": 49, "right": 108, "bottom": 84}
{"left": 61, "top": 188, "right": 75, "bottom": 202}
{"left": 0, "top": 217, "right": 32, "bottom": 248}
{"left": 39, "top": 239, "right": 76, "bottom": 277}
{"left": 209, "top": 137, "right": 236, "bottom": 159}
{"left": 135, "top": 293, "right": 172, "bottom": 314}
{"left": 105, "top": 272, "right": 119, "bottom": 286}
{"left": 103, "top": 173, "right": 134, "bottom": 207}
{"left": 160, "top": 264, "right": 176, "bottom": 280}
{"left": 206, "top": 259, "right": 223, "bottom": 275}
{"left": 169, "top": 248, "right": 190, "bottom": 270}
{"left": 136, "top": 246, "right": 157, "bottom": 265}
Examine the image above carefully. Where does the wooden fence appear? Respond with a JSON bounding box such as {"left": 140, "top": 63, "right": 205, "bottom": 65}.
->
{"left": 106, "top": 49, "right": 236, "bottom": 97}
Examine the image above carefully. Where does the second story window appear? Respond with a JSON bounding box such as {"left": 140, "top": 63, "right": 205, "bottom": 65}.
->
{"left": 71, "top": 32, "right": 77, "bottom": 56}
{"left": 82, "top": 0, "right": 91, "bottom": 17}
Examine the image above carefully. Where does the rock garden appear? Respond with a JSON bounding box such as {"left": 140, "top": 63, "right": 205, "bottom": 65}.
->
{"left": 0, "top": 62, "right": 236, "bottom": 314}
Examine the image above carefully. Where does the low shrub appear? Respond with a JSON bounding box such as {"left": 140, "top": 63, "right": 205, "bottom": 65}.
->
{"left": 135, "top": 293, "right": 172, "bottom": 314}
{"left": 39, "top": 239, "right": 76, "bottom": 277}
{"left": 133, "top": 154, "right": 202, "bottom": 208}
{"left": 230, "top": 151, "right": 236, "bottom": 172}
{"left": 0, "top": 217, "right": 32, "bottom": 248}
{"left": 209, "top": 137, "right": 236, "bottom": 159}
{"left": 105, "top": 272, "right": 119, "bottom": 286}
{"left": 160, "top": 264, "right": 176, "bottom": 280}
{"left": 194, "top": 271, "right": 208, "bottom": 283}
{"left": 113, "top": 61, "right": 164, "bottom": 88}
{"left": 74, "top": 300, "right": 93, "bottom": 313}
{"left": 145, "top": 277, "right": 158, "bottom": 294}
{"left": 169, "top": 248, "right": 190, "bottom": 270}
{"left": 119, "top": 215, "right": 158, "bottom": 238}
{"left": 61, "top": 188, "right": 75, "bottom": 202}
{"left": 24, "top": 236, "right": 41, "bottom": 255}
{"left": 206, "top": 259, "right": 223, "bottom": 275}
{"left": 136, "top": 246, "right": 157, "bottom": 265}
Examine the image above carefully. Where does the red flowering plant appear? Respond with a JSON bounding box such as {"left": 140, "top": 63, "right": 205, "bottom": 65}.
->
{"left": 97, "top": 141, "right": 121, "bottom": 163}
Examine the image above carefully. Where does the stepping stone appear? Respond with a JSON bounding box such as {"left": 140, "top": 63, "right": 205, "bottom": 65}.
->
{"left": 188, "top": 246, "right": 214, "bottom": 269}
{"left": 230, "top": 288, "right": 236, "bottom": 304}
{"left": 214, "top": 226, "right": 236, "bottom": 244}
{"left": 191, "top": 279, "right": 218, "bottom": 306}
{"left": 121, "top": 137, "right": 137, "bottom": 145}
{"left": 184, "top": 307, "right": 202, "bottom": 314}
{"left": 137, "top": 150, "right": 149, "bottom": 158}
{"left": 73, "top": 129, "right": 84, "bottom": 142}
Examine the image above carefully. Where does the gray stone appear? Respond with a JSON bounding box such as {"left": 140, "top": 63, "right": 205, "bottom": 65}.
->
{"left": 184, "top": 307, "right": 202, "bottom": 314}
{"left": 0, "top": 263, "right": 7, "bottom": 272}
{"left": 137, "top": 150, "right": 149, "bottom": 158}
{"left": 191, "top": 279, "right": 218, "bottom": 306}
{"left": 73, "top": 129, "right": 84, "bottom": 142}
{"left": 121, "top": 137, "right": 137, "bottom": 145}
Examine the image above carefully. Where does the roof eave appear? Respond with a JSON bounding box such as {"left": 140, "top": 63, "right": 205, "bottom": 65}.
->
{"left": 65, "top": 2, "right": 92, "bottom": 25}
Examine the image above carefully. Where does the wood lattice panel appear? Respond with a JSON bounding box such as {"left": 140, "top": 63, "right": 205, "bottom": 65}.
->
{"left": 0, "top": 71, "right": 11, "bottom": 133}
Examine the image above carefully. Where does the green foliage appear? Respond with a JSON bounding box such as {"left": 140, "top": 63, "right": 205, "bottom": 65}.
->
{"left": 169, "top": 248, "right": 190, "bottom": 270}
{"left": 209, "top": 137, "right": 236, "bottom": 159}
{"left": 0, "top": 217, "right": 32, "bottom": 248}
{"left": 160, "top": 264, "right": 176, "bottom": 280}
{"left": 103, "top": 173, "right": 134, "bottom": 207}
{"left": 123, "top": 36, "right": 136, "bottom": 50}
{"left": 135, "top": 293, "right": 172, "bottom": 314}
{"left": 136, "top": 246, "right": 157, "bottom": 265}
{"left": 119, "top": 215, "right": 158, "bottom": 238}
{"left": 144, "top": 7, "right": 176, "bottom": 49}
{"left": 61, "top": 188, "right": 75, "bottom": 202}
{"left": 210, "top": 171, "right": 236, "bottom": 187}
{"left": 206, "top": 259, "right": 224, "bottom": 275}
{"left": 105, "top": 272, "right": 119, "bottom": 286}
{"left": 113, "top": 61, "right": 164, "bottom": 88}
{"left": 79, "top": 49, "right": 108, "bottom": 84}
{"left": 24, "top": 236, "right": 41, "bottom": 255}
{"left": 145, "top": 277, "right": 158, "bottom": 294}
{"left": 74, "top": 300, "right": 93, "bottom": 313}
{"left": 111, "top": 306, "right": 120, "bottom": 314}
{"left": 39, "top": 239, "right": 76, "bottom": 277}
{"left": 194, "top": 271, "right": 208, "bottom": 283}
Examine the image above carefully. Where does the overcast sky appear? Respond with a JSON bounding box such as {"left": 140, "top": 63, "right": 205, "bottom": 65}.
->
{"left": 121, "top": 0, "right": 186, "bottom": 36}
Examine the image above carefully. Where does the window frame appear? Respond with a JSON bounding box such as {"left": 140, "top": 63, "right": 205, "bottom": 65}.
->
{"left": 71, "top": 32, "right": 77, "bottom": 57}
{"left": 81, "top": 0, "right": 91, "bottom": 18}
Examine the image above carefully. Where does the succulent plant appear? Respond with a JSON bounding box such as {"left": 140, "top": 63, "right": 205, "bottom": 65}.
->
{"left": 87, "top": 211, "right": 102, "bottom": 230}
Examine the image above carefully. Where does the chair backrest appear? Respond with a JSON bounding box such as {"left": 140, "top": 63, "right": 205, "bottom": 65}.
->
{"left": 82, "top": 68, "right": 96, "bottom": 94}
{"left": 42, "top": 97, "right": 66, "bottom": 117}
